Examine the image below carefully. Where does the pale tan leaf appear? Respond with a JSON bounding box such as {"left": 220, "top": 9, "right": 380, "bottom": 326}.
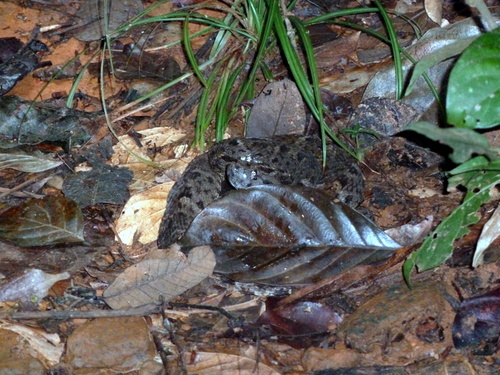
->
{"left": 185, "top": 351, "right": 280, "bottom": 375}
{"left": 115, "top": 183, "right": 172, "bottom": 246}
{"left": 103, "top": 246, "right": 215, "bottom": 309}
{"left": 320, "top": 69, "right": 372, "bottom": 94}
{"left": 474, "top": 203, "right": 500, "bottom": 267}
{"left": 111, "top": 127, "right": 191, "bottom": 191}
{"left": 384, "top": 216, "right": 434, "bottom": 246}
{"left": 111, "top": 126, "right": 187, "bottom": 165}
{"left": 425, "top": 0, "right": 443, "bottom": 25}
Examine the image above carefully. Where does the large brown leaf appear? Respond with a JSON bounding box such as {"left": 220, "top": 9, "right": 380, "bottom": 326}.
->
{"left": 103, "top": 246, "right": 215, "bottom": 309}
{"left": 181, "top": 185, "right": 400, "bottom": 285}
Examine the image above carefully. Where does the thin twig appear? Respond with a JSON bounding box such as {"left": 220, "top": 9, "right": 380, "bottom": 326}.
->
{"left": 1, "top": 303, "right": 161, "bottom": 321}
{"left": 0, "top": 172, "right": 52, "bottom": 200}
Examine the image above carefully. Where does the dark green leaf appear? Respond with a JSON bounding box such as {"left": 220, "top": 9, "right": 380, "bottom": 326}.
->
{"left": 0, "top": 196, "right": 84, "bottom": 247}
{"left": 405, "top": 122, "right": 497, "bottom": 163}
{"left": 447, "top": 28, "right": 500, "bottom": 129}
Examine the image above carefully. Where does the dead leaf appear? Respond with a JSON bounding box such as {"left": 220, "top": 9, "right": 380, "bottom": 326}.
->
{"left": 384, "top": 216, "right": 434, "bottom": 246}
{"left": 111, "top": 126, "right": 191, "bottom": 192}
{"left": 182, "top": 185, "right": 400, "bottom": 285}
{"left": 363, "top": 18, "right": 483, "bottom": 121}
{"left": 104, "top": 246, "right": 216, "bottom": 309}
{"left": 425, "top": 0, "right": 443, "bottom": 25}
{"left": 64, "top": 317, "right": 159, "bottom": 373}
{"left": 185, "top": 351, "right": 280, "bottom": 375}
{"left": 62, "top": 161, "right": 132, "bottom": 207}
{"left": 116, "top": 183, "right": 172, "bottom": 246}
{"left": 0, "top": 149, "right": 62, "bottom": 172}
{"left": 453, "top": 286, "right": 500, "bottom": 350}
{"left": 0, "top": 96, "right": 91, "bottom": 148}
{"left": 0, "top": 320, "right": 64, "bottom": 368}
{"left": 474, "top": 203, "right": 500, "bottom": 267}
{"left": 246, "top": 79, "right": 306, "bottom": 137}
{"left": 0, "top": 195, "right": 84, "bottom": 247}
{"left": 183, "top": 185, "right": 400, "bottom": 248}
{"left": 256, "top": 300, "right": 342, "bottom": 347}
{"left": 0, "top": 269, "right": 69, "bottom": 303}
{"left": 73, "top": 0, "right": 144, "bottom": 42}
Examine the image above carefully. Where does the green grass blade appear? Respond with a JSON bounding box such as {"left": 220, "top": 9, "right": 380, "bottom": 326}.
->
{"left": 289, "top": 16, "right": 327, "bottom": 162}
{"left": 183, "top": 14, "right": 208, "bottom": 87}
{"left": 372, "top": 0, "right": 403, "bottom": 100}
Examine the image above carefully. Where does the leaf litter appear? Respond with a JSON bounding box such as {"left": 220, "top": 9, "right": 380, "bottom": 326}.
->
{"left": 0, "top": 0, "right": 498, "bottom": 373}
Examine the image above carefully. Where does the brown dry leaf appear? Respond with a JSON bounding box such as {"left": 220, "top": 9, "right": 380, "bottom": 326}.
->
{"left": 115, "top": 183, "right": 172, "bottom": 246}
{"left": 185, "top": 351, "right": 280, "bottom": 375}
{"left": 0, "top": 320, "right": 64, "bottom": 368}
{"left": 103, "top": 246, "right": 215, "bottom": 309}
{"left": 246, "top": 79, "right": 306, "bottom": 137}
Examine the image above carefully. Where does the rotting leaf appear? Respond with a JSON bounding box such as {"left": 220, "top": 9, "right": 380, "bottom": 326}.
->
{"left": 0, "top": 36, "right": 50, "bottom": 96}
{"left": 103, "top": 246, "right": 215, "bottom": 309}
{"left": 257, "top": 300, "right": 342, "bottom": 347}
{"left": 181, "top": 185, "right": 400, "bottom": 285}
{"left": 0, "top": 195, "right": 84, "bottom": 247}
{"left": 63, "top": 162, "right": 132, "bottom": 207}
{"left": 0, "top": 96, "right": 91, "bottom": 148}
{"left": 212, "top": 244, "right": 397, "bottom": 285}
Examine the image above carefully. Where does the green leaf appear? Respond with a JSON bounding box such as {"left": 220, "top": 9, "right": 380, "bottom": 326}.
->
{"left": 447, "top": 28, "right": 500, "bottom": 129}
{"left": 448, "top": 155, "right": 490, "bottom": 175}
{"left": 403, "top": 169, "right": 500, "bottom": 280}
{"left": 405, "top": 122, "right": 497, "bottom": 163}
{"left": 0, "top": 196, "right": 84, "bottom": 247}
{"left": 448, "top": 157, "right": 500, "bottom": 189}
